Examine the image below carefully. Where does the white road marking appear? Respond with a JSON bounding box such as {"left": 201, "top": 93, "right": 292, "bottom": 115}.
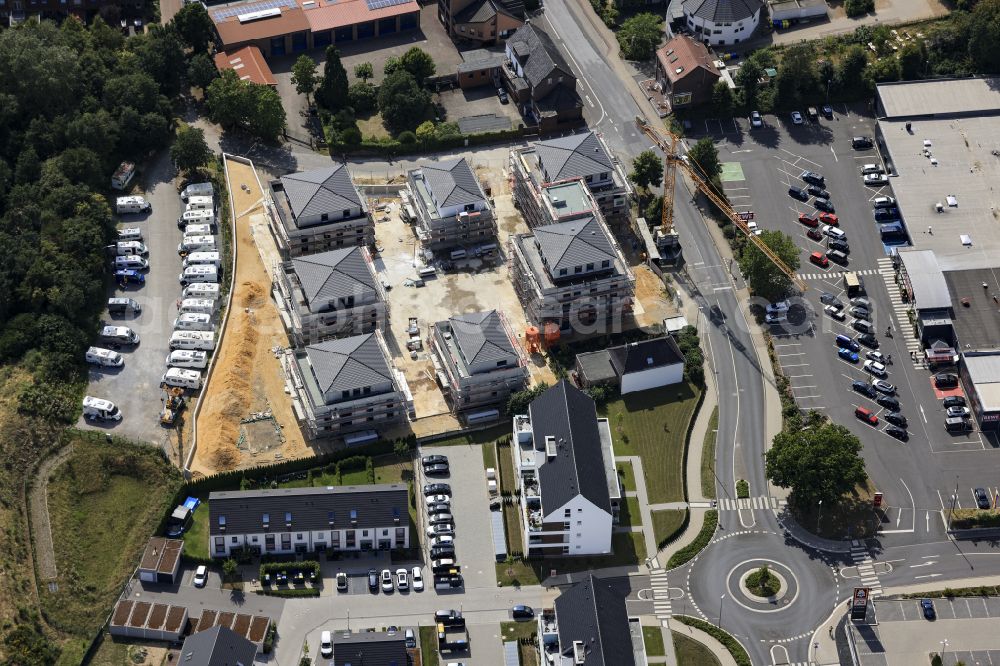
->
{"left": 830, "top": 146, "right": 838, "bottom": 162}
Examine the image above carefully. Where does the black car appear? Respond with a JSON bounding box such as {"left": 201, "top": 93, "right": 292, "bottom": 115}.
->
{"left": 434, "top": 574, "right": 464, "bottom": 589}
{"left": 975, "top": 487, "right": 992, "bottom": 510}
{"left": 828, "top": 250, "right": 849, "bottom": 266}
{"left": 876, "top": 395, "right": 900, "bottom": 410}
{"left": 829, "top": 239, "right": 850, "bottom": 254}
{"left": 511, "top": 605, "right": 535, "bottom": 620}
{"left": 423, "top": 483, "right": 451, "bottom": 496}
{"left": 822, "top": 105, "right": 834, "bottom": 119}
{"left": 935, "top": 373, "right": 959, "bottom": 388}
{"left": 873, "top": 207, "right": 901, "bottom": 221}
{"left": 852, "top": 380, "right": 877, "bottom": 399}
{"left": 858, "top": 334, "right": 880, "bottom": 349}
{"left": 852, "top": 136, "right": 874, "bottom": 150}
{"left": 814, "top": 198, "right": 835, "bottom": 213}
{"left": 807, "top": 185, "right": 830, "bottom": 199}
{"left": 886, "top": 425, "right": 908, "bottom": 441}
{"left": 368, "top": 569, "right": 379, "bottom": 592}
{"left": 426, "top": 502, "right": 451, "bottom": 514}
{"left": 788, "top": 186, "right": 809, "bottom": 201}
{"left": 430, "top": 545, "right": 456, "bottom": 560}
{"left": 820, "top": 292, "right": 843, "bottom": 308}
{"left": 920, "top": 599, "right": 936, "bottom": 620}
{"left": 434, "top": 609, "right": 465, "bottom": 626}
{"left": 885, "top": 412, "right": 908, "bottom": 428}
{"left": 424, "top": 462, "right": 450, "bottom": 475}
{"left": 801, "top": 170, "right": 826, "bottom": 186}
{"left": 943, "top": 396, "right": 967, "bottom": 408}
{"left": 422, "top": 454, "right": 448, "bottom": 466}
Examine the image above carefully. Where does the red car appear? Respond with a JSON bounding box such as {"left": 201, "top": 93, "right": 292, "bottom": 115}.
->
{"left": 855, "top": 406, "right": 878, "bottom": 425}
{"left": 798, "top": 213, "right": 819, "bottom": 227}
{"left": 818, "top": 212, "right": 839, "bottom": 226}
{"left": 806, "top": 228, "right": 823, "bottom": 241}
{"left": 809, "top": 251, "right": 829, "bottom": 268}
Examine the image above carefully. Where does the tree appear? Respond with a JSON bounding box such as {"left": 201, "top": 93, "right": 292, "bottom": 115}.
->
{"left": 246, "top": 84, "right": 286, "bottom": 140}
{"left": 844, "top": 0, "right": 874, "bottom": 17}
{"left": 354, "top": 62, "right": 374, "bottom": 81}
{"left": 507, "top": 383, "right": 549, "bottom": 415}
{"left": 400, "top": 47, "right": 436, "bottom": 85}
{"left": 687, "top": 137, "right": 722, "bottom": 184}
{"left": 171, "top": 124, "right": 211, "bottom": 174}
{"left": 222, "top": 558, "right": 238, "bottom": 582}
{"left": 291, "top": 54, "right": 319, "bottom": 105}
{"left": 206, "top": 69, "right": 247, "bottom": 129}
{"left": 615, "top": 13, "right": 663, "bottom": 61}
{"left": 629, "top": 149, "right": 663, "bottom": 190}
{"left": 735, "top": 58, "right": 762, "bottom": 108}
{"left": 187, "top": 52, "right": 218, "bottom": 90}
{"left": 393, "top": 439, "right": 411, "bottom": 458}
{"left": 968, "top": 0, "right": 1000, "bottom": 72}
{"left": 384, "top": 55, "right": 403, "bottom": 77}
{"left": 836, "top": 45, "right": 869, "bottom": 93}
{"left": 206, "top": 70, "right": 286, "bottom": 140}
{"left": 643, "top": 194, "right": 663, "bottom": 223}
{"left": 737, "top": 229, "right": 799, "bottom": 302}
{"left": 315, "top": 46, "right": 349, "bottom": 110}
{"left": 774, "top": 45, "right": 818, "bottom": 108}
{"left": 765, "top": 421, "right": 867, "bottom": 510}
{"left": 378, "top": 70, "right": 430, "bottom": 134}
{"left": 171, "top": 2, "right": 214, "bottom": 52}
{"left": 348, "top": 82, "right": 377, "bottom": 114}
{"left": 898, "top": 41, "right": 927, "bottom": 80}
{"left": 712, "top": 80, "right": 734, "bottom": 116}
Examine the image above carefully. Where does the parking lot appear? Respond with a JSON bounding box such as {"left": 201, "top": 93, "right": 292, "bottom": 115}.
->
{"left": 689, "top": 106, "right": 1000, "bottom": 536}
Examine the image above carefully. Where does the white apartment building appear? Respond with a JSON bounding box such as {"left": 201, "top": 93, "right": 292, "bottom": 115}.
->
{"left": 405, "top": 157, "right": 496, "bottom": 253}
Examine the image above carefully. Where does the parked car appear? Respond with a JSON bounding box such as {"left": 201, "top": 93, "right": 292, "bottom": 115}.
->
{"left": 946, "top": 406, "right": 971, "bottom": 418}
{"left": 427, "top": 523, "right": 455, "bottom": 537}
{"left": 876, "top": 395, "right": 900, "bottom": 410}
{"left": 814, "top": 196, "right": 835, "bottom": 212}
{"left": 920, "top": 599, "right": 936, "bottom": 620}
{"left": 798, "top": 212, "right": 820, "bottom": 227}
{"left": 422, "top": 454, "right": 448, "bottom": 466}
{"left": 829, "top": 239, "right": 850, "bottom": 254}
{"left": 114, "top": 268, "right": 145, "bottom": 285}
{"left": 750, "top": 110, "right": 764, "bottom": 128}
{"left": 873, "top": 196, "right": 897, "bottom": 209}
{"left": 860, "top": 163, "right": 884, "bottom": 175}
{"left": 431, "top": 535, "right": 455, "bottom": 547}
{"left": 381, "top": 568, "right": 394, "bottom": 592}
{"left": 511, "top": 605, "right": 535, "bottom": 620}
{"left": 497, "top": 87, "right": 508, "bottom": 103}
{"left": 873, "top": 207, "right": 900, "bottom": 221}
{"left": 430, "top": 544, "right": 455, "bottom": 560}
{"left": 935, "top": 373, "right": 959, "bottom": 388}
{"left": 838, "top": 347, "right": 858, "bottom": 362}
{"left": 818, "top": 212, "right": 839, "bottom": 226}
{"left": 424, "top": 483, "right": 451, "bottom": 496}
{"left": 850, "top": 306, "right": 871, "bottom": 320}
{"left": 836, "top": 334, "right": 860, "bottom": 351}
{"left": 368, "top": 568, "right": 378, "bottom": 591}
{"left": 852, "top": 380, "right": 878, "bottom": 399}
{"left": 801, "top": 170, "right": 825, "bottom": 186}
{"left": 427, "top": 494, "right": 450, "bottom": 505}
{"left": 789, "top": 186, "right": 809, "bottom": 202}
{"left": 885, "top": 412, "right": 908, "bottom": 428}
{"left": 872, "top": 379, "right": 896, "bottom": 395}
{"left": 852, "top": 136, "right": 874, "bottom": 150}
{"left": 424, "top": 462, "right": 450, "bottom": 475}
{"left": 866, "top": 351, "right": 886, "bottom": 363}
{"left": 858, "top": 333, "right": 880, "bottom": 349}
{"left": 822, "top": 224, "right": 845, "bottom": 240}
{"left": 807, "top": 228, "right": 824, "bottom": 241}
{"left": 395, "top": 568, "right": 409, "bottom": 590}
{"left": 336, "top": 572, "right": 348, "bottom": 591}
{"left": 809, "top": 252, "right": 829, "bottom": 268}
{"left": 429, "top": 512, "right": 454, "bottom": 525}
{"left": 851, "top": 297, "right": 872, "bottom": 309}
{"left": 863, "top": 173, "right": 889, "bottom": 186}
{"left": 791, "top": 111, "right": 804, "bottom": 124}
{"left": 855, "top": 406, "right": 878, "bottom": 425}
{"left": 886, "top": 426, "right": 909, "bottom": 441}
{"left": 943, "top": 396, "right": 967, "bottom": 408}
{"left": 427, "top": 502, "right": 451, "bottom": 514}
{"left": 863, "top": 360, "right": 887, "bottom": 377}
{"left": 807, "top": 185, "right": 830, "bottom": 199}
{"left": 821, "top": 105, "right": 834, "bottom": 119}
{"left": 821, "top": 292, "right": 842, "bottom": 307}
{"left": 975, "top": 487, "right": 992, "bottom": 510}
{"left": 412, "top": 567, "right": 424, "bottom": 592}
{"left": 193, "top": 565, "right": 208, "bottom": 588}
{"left": 828, "top": 306, "right": 848, "bottom": 322}
{"left": 320, "top": 630, "right": 333, "bottom": 658}
{"left": 435, "top": 609, "right": 464, "bottom": 626}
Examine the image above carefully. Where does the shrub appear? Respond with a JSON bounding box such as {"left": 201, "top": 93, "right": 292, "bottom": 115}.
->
{"left": 673, "top": 616, "right": 751, "bottom": 666}
{"left": 667, "top": 510, "right": 718, "bottom": 569}
{"left": 845, "top": 0, "right": 874, "bottom": 16}
{"left": 347, "top": 82, "right": 377, "bottom": 114}
{"left": 397, "top": 131, "right": 417, "bottom": 144}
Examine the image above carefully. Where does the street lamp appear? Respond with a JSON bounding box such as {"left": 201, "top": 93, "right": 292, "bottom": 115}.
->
{"left": 826, "top": 79, "right": 832, "bottom": 102}
{"left": 940, "top": 638, "right": 949, "bottom": 660}
{"left": 718, "top": 593, "right": 726, "bottom": 630}
{"left": 948, "top": 477, "right": 959, "bottom": 531}
{"left": 817, "top": 499, "right": 823, "bottom": 532}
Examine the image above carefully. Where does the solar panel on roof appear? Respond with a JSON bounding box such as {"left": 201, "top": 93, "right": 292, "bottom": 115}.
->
{"left": 365, "top": 0, "right": 410, "bottom": 10}
{"left": 211, "top": 0, "right": 296, "bottom": 21}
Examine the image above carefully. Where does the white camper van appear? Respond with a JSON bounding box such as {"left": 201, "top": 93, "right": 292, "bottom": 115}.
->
{"left": 82, "top": 396, "right": 122, "bottom": 421}
{"left": 117, "top": 227, "right": 143, "bottom": 242}
{"left": 114, "top": 255, "right": 149, "bottom": 270}
{"left": 178, "top": 265, "right": 218, "bottom": 285}
{"left": 98, "top": 325, "right": 139, "bottom": 345}
{"left": 178, "top": 298, "right": 216, "bottom": 315}
{"left": 166, "top": 349, "right": 208, "bottom": 369}
{"left": 181, "top": 182, "right": 214, "bottom": 201}
{"left": 182, "top": 251, "right": 221, "bottom": 270}
{"left": 173, "top": 313, "right": 213, "bottom": 331}
{"left": 185, "top": 196, "right": 214, "bottom": 212}
{"left": 177, "top": 235, "right": 217, "bottom": 255}
{"left": 114, "top": 241, "right": 149, "bottom": 256}
{"left": 162, "top": 367, "right": 203, "bottom": 390}
{"left": 183, "top": 223, "right": 215, "bottom": 237}
{"left": 177, "top": 209, "right": 216, "bottom": 229}
{"left": 169, "top": 330, "right": 216, "bottom": 351}
{"left": 85, "top": 346, "right": 124, "bottom": 367}
{"left": 182, "top": 283, "right": 221, "bottom": 300}
{"left": 115, "top": 196, "right": 151, "bottom": 215}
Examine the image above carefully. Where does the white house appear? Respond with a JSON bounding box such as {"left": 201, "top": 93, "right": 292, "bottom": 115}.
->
{"left": 207, "top": 484, "right": 410, "bottom": 558}
{"left": 575, "top": 336, "right": 685, "bottom": 394}
{"left": 406, "top": 157, "right": 496, "bottom": 252}
{"left": 511, "top": 380, "right": 619, "bottom": 557}
{"left": 681, "top": 0, "right": 762, "bottom": 46}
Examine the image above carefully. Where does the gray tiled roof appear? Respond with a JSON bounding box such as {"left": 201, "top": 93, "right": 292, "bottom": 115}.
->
{"left": 682, "top": 0, "right": 762, "bottom": 23}
{"left": 534, "top": 216, "right": 616, "bottom": 274}
{"left": 457, "top": 48, "right": 505, "bottom": 74}
{"left": 279, "top": 165, "right": 363, "bottom": 220}
{"left": 420, "top": 158, "right": 486, "bottom": 209}
{"left": 507, "top": 24, "right": 575, "bottom": 90}
{"left": 534, "top": 132, "right": 613, "bottom": 182}
{"left": 290, "top": 247, "right": 377, "bottom": 309}
{"left": 209, "top": 485, "right": 409, "bottom": 534}
{"left": 304, "top": 333, "right": 392, "bottom": 395}
{"left": 554, "top": 575, "right": 636, "bottom": 666}
{"left": 529, "top": 380, "right": 612, "bottom": 515}
{"left": 608, "top": 336, "right": 684, "bottom": 375}
{"left": 449, "top": 310, "right": 516, "bottom": 367}
{"left": 179, "top": 626, "right": 258, "bottom": 666}
{"left": 455, "top": 0, "right": 498, "bottom": 23}
{"left": 332, "top": 631, "right": 408, "bottom": 666}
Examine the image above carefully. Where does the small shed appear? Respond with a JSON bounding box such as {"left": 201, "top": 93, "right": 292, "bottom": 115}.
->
{"left": 768, "top": 0, "right": 827, "bottom": 23}
{"left": 491, "top": 508, "right": 508, "bottom": 562}
{"left": 457, "top": 49, "right": 505, "bottom": 89}
{"left": 110, "top": 599, "right": 188, "bottom": 642}
{"left": 138, "top": 537, "right": 183, "bottom": 584}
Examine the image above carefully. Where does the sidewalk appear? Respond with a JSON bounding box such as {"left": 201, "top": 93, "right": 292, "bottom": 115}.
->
{"left": 672, "top": 619, "right": 740, "bottom": 666}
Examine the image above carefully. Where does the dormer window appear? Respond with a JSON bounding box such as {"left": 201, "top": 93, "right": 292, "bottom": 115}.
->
{"left": 559, "top": 268, "right": 567, "bottom": 276}
{"left": 328, "top": 511, "right": 335, "bottom": 525}
{"left": 392, "top": 507, "right": 400, "bottom": 524}
{"left": 350, "top": 509, "right": 358, "bottom": 524}
{"left": 218, "top": 515, "right": 226, "bottom": 531}
{"left": 285, "top": 511, "right": 292, "bottom": 527}
{"left": 262, "top": 513, "right": 269, "bottom": 528}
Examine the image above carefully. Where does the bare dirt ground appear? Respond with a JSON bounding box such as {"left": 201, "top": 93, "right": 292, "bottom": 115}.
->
{"left": 27, "top": 445, "right": 74, "bottom": 583}
{"left": 633, "top": 263, "right": 678, "bottom": 329}
{"left": 191, "top": 160, "right": 309, "bottom": 476}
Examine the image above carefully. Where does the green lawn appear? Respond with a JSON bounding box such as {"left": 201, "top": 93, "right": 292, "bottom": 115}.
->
{"left": 501, "top": 621, "right": 538, "bottom": 666}
{"left": 701, "top": 406, "right": 719, "bottom": 499}
{"left": 651, "top": 509, "right": 688, "bottom": 549}
{"left": 736, "top": 479, "right": 750, "bottom": 499}
{"left": 497, "top": 442, "right": 517, "bottom": 495}
{"left": 426, "top": 424, "right": 509, "bottom": 447}
{"left": 496, "top": 532, "right": 646, "bottom": 586}
{"left": 183, "top": 497, "right": 210, "bottom": 558}
{"left": 45, "top": 436, "right": 183, "bottom": 636}
{"left": 419, "top": 626, "right": 440, "bottom": 666}
{"left": 617, "top": 460, "right": 637, "bottom": 493}
{"left": 502, "top": 502, "right": 523, "bottom": 553}
{"left": 642, "top": 626, "right": 666, "bottom": 657}
{"left": 619, "top": 496, "right": 643, "bottom": 528}
{"left": 599, "top": 384, "right": 701, "bottom": 504}
{"left": 673, "top": 631, "right": 721, "bottom": 666}
{"left": 482, "top": 441, "right": 498, "bottom": 470}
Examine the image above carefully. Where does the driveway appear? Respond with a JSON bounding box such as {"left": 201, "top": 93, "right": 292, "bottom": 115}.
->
{"left": 78, "top": 149, "right": 186, "bottom": 454}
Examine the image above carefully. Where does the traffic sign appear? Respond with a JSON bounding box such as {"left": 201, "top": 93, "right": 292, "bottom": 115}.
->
{"left": 873, "top": 492, "right": 883, "bottom": 508}
{"left": 737, "top": 211, "right": 755, "bottom": 221}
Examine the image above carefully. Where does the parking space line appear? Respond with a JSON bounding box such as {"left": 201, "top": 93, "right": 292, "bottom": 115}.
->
{"left": 786, "top": 374, "right": 813, "bottom": 378}
{"left": 790, "top": 385, "right": 817, "bottom": 390}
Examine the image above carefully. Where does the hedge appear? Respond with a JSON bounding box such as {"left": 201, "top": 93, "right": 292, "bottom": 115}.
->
{"left": 328, "top": 126, "right": 531, "bottom": 157}
{"left": 673, "top": 615, "right": 751, "bottom": 666}
{"left": 260, "top": 560, "right": 320, "bottom": 580}
{"left": 903, "top": 585, "right": 1000, "bottom": 599}
{"left": 667, "top": 510, "right": 718, "bottom": 569}
{"left": 259, "top": 587, "right": 321, "bottom": 598}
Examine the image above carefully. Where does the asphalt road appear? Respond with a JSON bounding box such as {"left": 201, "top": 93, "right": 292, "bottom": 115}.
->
{"left": 78, "top": 149, "right": 185, "bottom": 449}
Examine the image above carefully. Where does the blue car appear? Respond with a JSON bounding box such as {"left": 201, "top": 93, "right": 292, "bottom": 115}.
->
{"left": 838, "top": 348, "right": 859, "bottom": 363}
{"left": 835, "top": 334, "right": 860, "bottom": 352}
{"left": 114, "top": 269, "right": 145, "bottom": 285}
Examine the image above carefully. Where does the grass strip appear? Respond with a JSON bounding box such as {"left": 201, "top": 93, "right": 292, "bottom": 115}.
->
{"left": 642, "top": 625, "right": 665, "bottom": 656}
{"left": 419, "top": 626, "right": 440, "bottom": 666}
{"left": 673, "top": 615, "right": 751, "bottom": 666}
{"left": 673, "top": 631, "right": 722, "bottom": 666}
{"left": 651, "top": 509, "right": 688, "bottom": 549}
{"left": 736, "top": 479, "right": 749, "bottom": 499}
{"left": 700, "top": 406, "right": 719, "bottom": 499}
{"left": 666, "top": 510, "right": 718, "bottom": 569}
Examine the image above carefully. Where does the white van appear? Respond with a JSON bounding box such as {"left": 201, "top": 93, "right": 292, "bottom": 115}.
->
{"left": 115, "top": 196, "right": 151, "bottom": 215}
{"left": 181, "top": 182, "right": 214, "bottom": 201}
{"left": 117, "top": 227, "right": 143, "bottom": 242}
{"left": 179, "top": 298, "right": 216, "bottom": 315}
{"left": 85, "top": 346, "right": 124, "bottom": 367}
{"left": 114, "top": 255, "right": 149, "bottom": 270}
{"left": 183, "top": 251, "right": 221, "bottom": 270}
{"left": 166, "top": 349, "right": 208, "bottom": 369}
{"left": 82, "top": 396, "right": 122, "bottom": 421}
{"left": 114, "top": 241, "right": 148, "bottom": 257}
{"left": 178, "top": 235, "right": 217, "bottom": 255}
{"left": 162, "top": 367, "right": 202, "bottom": 390}
{"left": 169, "top": 330, "right": 216, "bottom": 351}
{"left": 107, "top": 297, "right": 141, "bottom": 315}
{"left": 183, "top": 283, "right": 221, "bottom": 300}
{"left": 185, "top": 196, "right": 214, "bottom": 212}
{"left": 179, "top": 265, "right": 218, "bottom": 285}
{"left": 174, "top": 313, "right": 213, "bottom": 331}
{"left": 184, "top": 223, "right": 215, "bottom": 237}
{"left": 98, "top": 325, "right": 139, "bottom": 345}
{"left": 177, "top": 209, "right": 216, "bottom": 229}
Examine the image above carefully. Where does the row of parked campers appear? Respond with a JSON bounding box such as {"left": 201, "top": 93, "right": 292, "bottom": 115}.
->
{"left": 115, "top": 196, "right": 151, "bottom": 215}
{"left": 178, "top": 235, "right": 218, "bottom": 255}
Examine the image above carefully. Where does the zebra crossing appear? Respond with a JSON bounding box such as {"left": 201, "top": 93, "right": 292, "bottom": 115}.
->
{"left": 649, "top": 568, "right": 672, "bottom": 619}
{"left": 716, "top": 496, "right": 786, "bottom": 511}
{"left": 795, "top": 267, "right": 883, "bottom": 282}
{"left": 851, "top": 542, "right": 883, "bottom": 597}
{"left": 877, "top": 257, "right": 922, "bottom": 363}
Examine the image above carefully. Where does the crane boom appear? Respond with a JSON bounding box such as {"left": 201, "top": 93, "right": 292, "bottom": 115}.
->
{"left": 636, "top": 117, "right": 806, "bottom": 292}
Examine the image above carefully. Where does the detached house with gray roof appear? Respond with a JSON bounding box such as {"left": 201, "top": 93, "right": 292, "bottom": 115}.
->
{"left": 537, "top": 574, "right": 636, "bottom": 666}
{"left": 288, "top": 332, "right": 413, "bottom": 439}
{"left": 681, "top": 0, "right": 762, "bottom": 46}
{"left": 511, "top": 131, "right": 633, "bottom": 222}
{"left": 406, "top": 157, "right": 496, "bottom": 254}
{"left": 430, "top": 310, "right": 528, "bottom": 415}
{"left": 503, "top": 24, "right": 583, "bottom": 132}
{"left": 266, "top": 164, "right": 373, "bottom": 259}
{"left": 178, "top": 625, "right": 259, "bottom": 666}
{"left": 273, "top": 247, "right": 388, "bottom": 345}
{"left": 512, "top": 380, "right": 620, "bottom": 556}
{"left": 208, "top": 484, "right": 410, "bottom": 558}
{"left": 438, "top": 0, "right": 524, "bottom": 44}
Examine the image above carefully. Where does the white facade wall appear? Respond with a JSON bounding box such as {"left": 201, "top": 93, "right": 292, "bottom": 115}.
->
{"left": 555, "top": 494, "right": 613, "bottom": 555}
{"left": 295, "top": 205, "right": 364, "bottom": 228}
{"left": 684, "top": 10, "right": 759, "bottom": 45}
{"left": 620, "top": 362, "right": 684, "bottom": 394}
{"left": 210, "top": 525, "right": 410, "bottom": 558}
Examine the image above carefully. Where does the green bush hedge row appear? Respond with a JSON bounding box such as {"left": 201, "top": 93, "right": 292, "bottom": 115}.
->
{"left": 259, "top": 587, "right": 321, "bottom": 598}
{"left": 673, "top": 615, "right": 751, "bottom": 666}
{"left": 329, "top": 126, "right": 530, "bottom": 157}
{"left": 666, "top": 510, "right": 718, "bottom": 569}
{"left": 259, "top": 560, "right": 320, "bottom": 579}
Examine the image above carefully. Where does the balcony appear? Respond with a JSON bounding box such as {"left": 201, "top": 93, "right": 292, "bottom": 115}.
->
{"left": 522, "top": 475, "right": 540, "bottom": 499}
{"left": 526, "top": 507, "right": 543, "bottom": 532}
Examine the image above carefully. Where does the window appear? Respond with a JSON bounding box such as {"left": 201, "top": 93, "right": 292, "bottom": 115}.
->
{"left": 218, "top": 515, "right": 226, "bottom": 530}
{"left": 350, "top": 509, "right": 358, "bottom": 524}
{"left": 251, "top": 536, "right": 258, "bottom": 543}
{"left": 281, "top": 534, "right": 291, "bottom": 548}
{"left": 321, "top": 213, "right": 329, "bottom": 222}
{"left": 601, "top": 260, "right": 610, "bottom": 268}
{"left": 585, "top": 175, "right": 593, "bottom": 183}
{"left": 574, "top": 266, "right": 582, "bottom": 274}
{"left": 297, "top": 533, "right": 304, "bottom": 539}
{"left": 577, "top": 521, "right": 582, "bottom": 525}
{"left": 285, "top": 512, "right": 292, "bottom": 525}
{"left": 231, "top": 536, "right": 238, "bottom": 543}
{"left": 496, "top": 360, "right": 507, "bottom": 367}
{"left": 328, "top": 511, "right": 335, "bottom": 525}
{"left": 564, "top": 509, "right": 572, "bottom": 517}
{"left": 600, "top": 172, "right": 609, "bottom": 180}
{"left": 342, "top": 209, "right": 351, "bottom": 217}
{"left": 558, "top": 268, "right": 567, "bottom": 276}
{"left": 262, "top": 513, "right": 269, "bottom": 527}
{"left": 215, "top": 537, "right": 225, "bottom": 554}
{"left": 586, "top": 263, "right": 594, "bottom": 271}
